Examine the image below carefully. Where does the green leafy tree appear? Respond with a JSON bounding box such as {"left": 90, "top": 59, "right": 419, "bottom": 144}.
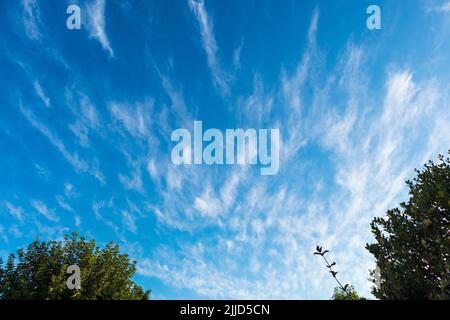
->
{"left": 332, "top": 285, "right": 365, "bottom": 300}
{"left": 366, "top": 152, "right": 450, "bottom": 300}
{"left": 0, "top": 233, "right": 150, "bottom": 300}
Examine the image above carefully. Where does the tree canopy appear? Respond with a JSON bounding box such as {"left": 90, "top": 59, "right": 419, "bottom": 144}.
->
{"left": 0, "top": 233, "right": 150, "bottom": 300}
{"left": 366, "top": 151, "right": 450, "bottom": 300}
{"left": 332, "top": 285, "right": 365, "bottom": 300}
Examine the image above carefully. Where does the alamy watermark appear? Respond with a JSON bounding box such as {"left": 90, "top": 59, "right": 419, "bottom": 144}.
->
{"left": 66, "top": 5, "right": 81, "bottom": 30}
{"left": 66, "top": 264, "right": 81, "bottom": 290}
{"left": 367, "top": 5, "right": 382, "bottom": 30}
{"left": 65, "top": 4, "right": 380, "bottom": 31}
{"left": 171, "top": 121, "right": 280, "bottom": 176}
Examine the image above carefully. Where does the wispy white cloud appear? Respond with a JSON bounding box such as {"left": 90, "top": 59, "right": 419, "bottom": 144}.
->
{"left": 31, "top": 199, "right": 59, "bottom": 222}
{"left": 237, "top": 74, "right": 274, "bottom": 127}
{"left": 121, "top": 210, "right": 137, "bottom": 234}
{"left": 109, "top": 99, "right": 154, "bottom": 139}
{"left": 188, "top": 0, "right": 230, "bottom": 95}
{"left": 85, "top": 0, "right": 114, "bottom": 57}
{"left": 146, "top": 158, "right": 159, "bottom": 181}
{"left": 10, "top": 225, "right": 23, "bottom": 238}
{"left": 74, "top": 215, "right": 82, "bottom": 227}
{"left": 159, "top": 73, "right": 191, "bottom": 128}
{"left": 21, "top": 0, "right": 43, "bottom": 41}
{"left": 92, "top": 199, "right": 121, "bottom": 237}
{"left": 65, "top": 89, "right": 102, "bottom": 148}
{"left": 429, "top": 1, "right": 450, "bottom": 12}
{"left": 64, "top": 183, "right": 77, "bottom": 199}
{"left": 219, "top": 170, "right": 242, "bottom": 210}
{"left": 34, "top": 220, "right": 69, "bottom": 241}
{"left": 34, "top": 163, "right": 51, "bottom": 181}
{"left": 2, "top": 201, "right": 25, "bottom": 223}
{"left": 107, "top": 97, "right": 161, "bottom": 194}
{"left": 194, "top": 185, "right": 222, "bottom": 218}
{"left": 232, "top": 40, "right": 244, "bottom": 71}
{"left": 33, "top": 80, "right": 50, "bottom": 107}
{"left": 138, "top": 255, "right": 255, "bottom": 298}
{"left": 92, "top": 199, "right": 141, "bottom": 242}
{"left": 279, "top": 7, "right": 320, "bottom": 160}
{"left": 56, "top": 195, "right": 74, "bottom": 212}
{"left": 0, "top": 225, "right": 8, "bottom": 243}
{"left": 119, "top": 169, "right": 144, "bottom": 193}
{"left": 20, "top": 105, "right": 105, "bottom": 183}
{"left": 21, "top": 105, "right": 89, "bottom": 172}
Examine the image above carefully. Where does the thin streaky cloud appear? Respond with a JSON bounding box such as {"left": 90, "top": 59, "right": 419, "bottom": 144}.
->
{"left": 86, "top": 0, "right": 114, "bottom": 57}
{"left": 3, "top": 201, "right": 25, "bottom": 223}
{"left": 33, "top": 80, "right": 51, "bottom": 108}
{"left": 56, "top": 195, "right": 74, "bottom": 212}
{"left": 20, "top": 106, "right": 105, "bottom": 183}
{"left": 308, "top": 7, "right": 319, "bottom": 43}
{"left": 21, "top": 0, "right": 43, "bottom": 41}
{"left": 31, "top": 199, "right": 59, "bottom": 222}
{"left": 20, "top": 106, "right": 89, "bottom": 173}
{"left": 121, "top": 210, "right": 138, "bottom": 234}
{"left": 188, "top": 0, "right": 230, "bottom": 95}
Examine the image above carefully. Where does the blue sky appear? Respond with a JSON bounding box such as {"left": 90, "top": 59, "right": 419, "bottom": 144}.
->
{"left": 0, "top": 0, "right": 449, "bottom": 299}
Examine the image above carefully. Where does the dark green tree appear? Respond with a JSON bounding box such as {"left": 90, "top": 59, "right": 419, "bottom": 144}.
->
{"left": 366, "top": 151, "right": 450, "bottom": 300}
{"left": 0, "top": 233, "right": 150, "bottom": 300}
